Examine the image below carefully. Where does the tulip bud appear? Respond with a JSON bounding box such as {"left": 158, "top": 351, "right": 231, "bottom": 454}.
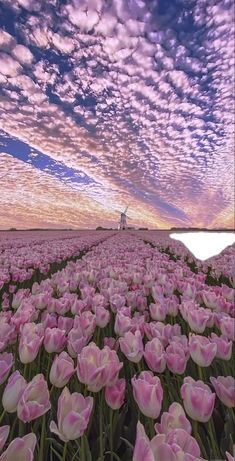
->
{"left": 105, "top": 379, "right": 126, "bottom": 410}
{"left": 2, "top": 371, "right": 27, "bottom": 413}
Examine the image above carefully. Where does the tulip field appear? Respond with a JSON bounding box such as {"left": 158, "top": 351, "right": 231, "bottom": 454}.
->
{"left": 0, "top": 230, "right": 234, "bottom": 461}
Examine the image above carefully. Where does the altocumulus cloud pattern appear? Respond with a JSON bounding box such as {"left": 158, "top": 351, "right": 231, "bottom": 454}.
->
{"left": 0, "top": 0, "right": 234, "bottom": 230}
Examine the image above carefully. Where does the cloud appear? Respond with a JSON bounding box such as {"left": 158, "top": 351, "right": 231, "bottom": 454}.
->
{"left": 0, "top": 0, "right": 234, "bottom": 229}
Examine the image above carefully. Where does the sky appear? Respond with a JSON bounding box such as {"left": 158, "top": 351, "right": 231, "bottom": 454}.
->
{"left": 0, "top": 0, "right": 234, "bottom": 230}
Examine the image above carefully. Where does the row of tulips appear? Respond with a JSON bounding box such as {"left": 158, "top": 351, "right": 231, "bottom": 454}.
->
{"left": 139, "top": 231, "right": 235, "bottom": 287}
{"left": 0, "top": 232, "right": 234, "bottom": 460}
{"left": 0, "top": 231, "right": 115, "bottom": 302}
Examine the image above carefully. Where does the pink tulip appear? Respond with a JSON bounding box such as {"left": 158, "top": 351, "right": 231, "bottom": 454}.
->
{"left": 41, "top": 313, "right": 57, "bottom": 329}
{"left": 114, "top": 312, "right": 132, "bottom": 336}
{"left": 50, "top": 387, "right": 93, "bottom": 442}
{"left": 57, "top": 316, "right": 74, "bottom": 333}
{"left": 149, "top": 303, "right": 167, "bottom": 321}
{"left": 49, "top": 351, "right": 75, "bottom": 388}
{"left": 67, "top": 326, "right": 90, "bottom": 358}
{"left": 133, "top": 422, "right": 201, "bottom": 461}
{"left": 189, "top": 334, "right": 217, "bottom": 367}
{"left": 44, "top": 327, "right": 67, "bottom": 353}
{"left": 166, "top": 342, "right": 188, "bottom": 374}
{"left": 17, "top": 374, "right": 51, "bottom": 423}
{"left": 187, "top": 308, "right": 212, "bottom": 334}
{"left": 77, "top": 342, "right": 122, "bottom": 392}
{"left": 0, "top": 352, "right": 14, "bottom": 385}
{"left": 119, "top": 330, "right": 144, "bottom": 363}
{"left": 219, "top": 316, "right": 235, "bottom": 341}
{"left": 74, "top": 312, "right": 96, "bottom": 337}
{"left": 2, "top": 371, "right": 27, "bottom": 413}
{"left": 94, "top": 306, "right": 110, "bottom": 328}
{"left": 166, "top": 428, "right": 201, "bottom": 458}
{"left": 0, "top": 426, "right": 9, "bottom": 452}
{"left": 210, "top": 376, "right": 235, "bottom": 408}
{"left": 0, "top": 433, "right": 37, "bottom": 461}
{"left": 105, "top": 378, "right": 126, "bottom": 410}
{"left": 144, "top": 338, "right": 166, "bottom": 373}
{"left": 181, "top": 376, "right": 215, "bottom": 422}
{"left": 103, "top": 337, "right": 119, "bottom": 351}
{"left": 155, "top": 402, "right": 191, "bottom": 435}
{"left": 18, "top": 323, "right": 44, "bottom": 364}
{"left": 132, "top": 371, "right": 163, "bottom": 419}
{"left": 210, "top": 333, "right": 232, "bottom": 361}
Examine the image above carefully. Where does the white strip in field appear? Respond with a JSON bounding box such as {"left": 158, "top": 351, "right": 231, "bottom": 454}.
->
{"left": 170, "top": 232, "right": 235, "bottom": 261}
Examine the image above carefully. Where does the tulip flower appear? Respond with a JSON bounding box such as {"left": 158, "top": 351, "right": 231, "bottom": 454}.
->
{"left": 144, "top": 338, "right": 166, "bottom": 373}
{"left": 155, "top": 402, "right": 192, "bottom": 435}
{"left": 132, "top": 371, "right": 163, "bottom": 419}
{"left": 57, "top": 316, "right": 74, "bottom": 333}
{"left": 94, "top": 306, "right": 110, "bottom": 328}
{"left": 149, "top": 303, "right": 167, "bottom": 321}
{"left": 2, "top": 371, "right": 27, "bottom": 413}
{"left": 181, "top": 376, "right": 215, "bottom": 422}
{"left": 210, "top": 376, "right": 235, "bottom": 408}
{"left": 44, "top": 327, "right": 67, "bottom": 353}
{"left": 49, "top": 351, "right": 75, "bottom": 388}
{"left": 0, "top": 433, "right": 37, "bottom": 461}
{"left": 50, "top": 387, "right": 93, "bottom": 442}
{"left": 133, "top": 422, "right": 201, "bottom": 461}
{"left": 77, "top": 342, "right": 123, "bottom": 392}
{"left": 0, "top": 352, "right": 14, "bottom": 385}
{"left": 17, "top": 374, "right": 51, "bottom": 423}
{"left": 67, "top": 325, "right": 90, "bottom": 358}
{"left": 219, "top": 316, "right": 235, "bottom": 341}
{"left": 189, "top": 334, "right": 217, "bottom": 367}
{"left": 114, "top": 312, "right": 132, "bottom": 336}
{"left": 210, "top": 333, "right": 232, "bottom": 361}
{"left": 166, "top": 342, "right": 188, "bottom": 375}
{"left": 105, "top": 378, "right": 126, "bottom": 410}
{"left": 0, "top": 426, "right": 10, "bottom": 452}
{"left": 119, "top": 330, "right": 144, "bottom": 363}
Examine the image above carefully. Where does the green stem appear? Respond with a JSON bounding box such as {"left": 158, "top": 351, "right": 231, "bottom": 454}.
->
{"left": 80, "top": 435, "right": 85, "bottom": 461}
{"left": 197, "top": 365, "right": 204, "bottom": 382}
{"left": 148, "top": 418, "right": 155, "bottom": 439}
{"left": 99, "top": 393, "right": 104, "bottom": 461}
{"left": 192, "top": 420, "right": 208, "bottom": 460}
{"left": 0, "top": 409, "right": 6, "bottom": 425}
{"left": 110, "top": 408, "right": 113, "bottom": 461}
{"left": 206, "top": 418, "right": 221, "bottom": 459}
{"left": 39, "top": 414, "right": 46, "bottom": 461}
{"left": 62, "top": 442, "right": 68, "bottom": 461}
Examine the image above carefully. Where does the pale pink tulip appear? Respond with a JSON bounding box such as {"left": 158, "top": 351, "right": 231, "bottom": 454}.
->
{"left": 132, "top": 371, "right": 163, "bottom": 419}
{"left": 50, "top": 387, "right": 93, "bottom": 442}
{"left": 2, "top": 371, "right": 27, "bottom": 413}
{"left": 77, "top": 342, "right": 122, "bottom": 392}
{"left": 105, "top": 378, "right": 126, "bottom": 410}
{"left": 17, "top": 374, "right": 51, "bottom": 423}
{"left": 166, "top": 342, "right": 188, "bottom": 375}
{"left": 0, "top": 352, "right": 14, "bottom": 385}
{"left": 144, "top": 338, "right": 166, "bottom": 373}
{"left": 189, "top": 334, "right": 217, "bottom": 367}
{"left": 119, "top": 330, "right": 143, "bottom": 363}
{"left": 0, "top": 433, "right": 37, "bottom": 461}
{"left": 210, "top": 376, "right": 235, "bottom": 408}
{"left": 210, "top": 333, "right": 232, "bottom": 361}
{"left": 49, "top": 351, "right": 75, "bottom": 388}
{"left": 155, "top": 402, "right": 191, "bottom": 435}
{"left": 181, "top": 377, "right": 215, "bottom": 422}
{"left": 44, "top": 327, "right": 66, "bottom": 353}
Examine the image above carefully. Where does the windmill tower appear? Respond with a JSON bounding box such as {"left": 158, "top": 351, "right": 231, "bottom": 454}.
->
{"left": 119, "top": 206, "right": 130, "bottom": 230}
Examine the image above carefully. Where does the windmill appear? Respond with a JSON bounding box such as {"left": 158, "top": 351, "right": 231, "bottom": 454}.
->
{"left": 117, "top": 205, "right": 132, "bottom": 230}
